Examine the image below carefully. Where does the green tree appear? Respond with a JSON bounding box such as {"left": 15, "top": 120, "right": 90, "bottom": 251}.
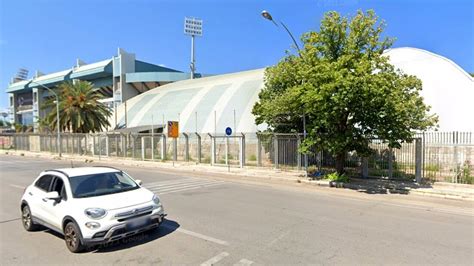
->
{"left": 42, "top": 80, "right": 111, "bottom": 133}
{"left": 252, "top": 10, "right": 437, "bottom": 174}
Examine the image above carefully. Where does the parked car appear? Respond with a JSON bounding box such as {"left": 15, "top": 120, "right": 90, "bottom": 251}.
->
{"left": 20, "top": 166, "right": 166, "bottom": 252}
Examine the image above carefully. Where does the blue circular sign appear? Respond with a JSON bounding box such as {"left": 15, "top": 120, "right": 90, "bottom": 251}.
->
{"left": 225, "top": 127, "right": 232, "bottom": 136}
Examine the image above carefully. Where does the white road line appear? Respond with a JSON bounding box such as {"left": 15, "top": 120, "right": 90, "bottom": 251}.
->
{"left": 145, "top": 178, "right": 201, "bottom": 188}
{"left": 200, "top": 252, "right": 230, "bottom": 266}
{"left": 9, "top": 184, "right": 25, "bottom": 190}
{"left": 234, "top": 259, "right": 254, "bottom": 266}
{"left": 159, "top": 183, "right": 224, "bottom": 195}
{"left": 161, "top": 224, "right": 229, "bottom": 246}
{"left": 146, "top": 180, "right": 221, "bottom": 191}
{"left": 149, "top": 181, "right": 223, "bottom": 193}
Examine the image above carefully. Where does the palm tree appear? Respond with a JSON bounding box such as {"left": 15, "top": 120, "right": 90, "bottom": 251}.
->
{"left": 42, "top": 81, "right": 111, "bottom": 133}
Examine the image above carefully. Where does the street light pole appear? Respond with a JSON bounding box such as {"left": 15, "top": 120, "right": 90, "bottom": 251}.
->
{"left": 261, "top": 10, "right": 302, "bottom": 57}
{"left": 261, "top": 10, "right": 308, "bottom": 177}
{"left": 30, "top": 81, "right": 61, "bottom": 157}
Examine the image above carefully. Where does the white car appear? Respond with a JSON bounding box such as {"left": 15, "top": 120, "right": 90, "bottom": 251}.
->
{"left": 20, "top": 166, "right": 166, "bottom": 253}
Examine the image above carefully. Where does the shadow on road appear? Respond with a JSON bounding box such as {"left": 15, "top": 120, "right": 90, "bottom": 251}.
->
{"left": 43, "top": 218, "right": 180, "bottom": 253}
{"left": 342, "top": 177, "right": 432, "bottom": 195}
{"left": 92, "top": 219, "right": 180, "bottom": 253}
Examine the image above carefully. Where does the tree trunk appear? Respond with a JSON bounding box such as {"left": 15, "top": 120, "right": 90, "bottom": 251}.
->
{"left": 335, "top": 152, "right": 346, "bottom": 175}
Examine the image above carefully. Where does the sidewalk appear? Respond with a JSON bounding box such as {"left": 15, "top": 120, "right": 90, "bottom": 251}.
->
{"left": 2, "top": 149, "right": 473, "bottom": 202}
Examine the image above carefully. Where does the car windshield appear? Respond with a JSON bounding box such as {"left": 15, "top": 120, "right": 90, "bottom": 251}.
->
{"left": 69, "top": 171, "right": 139, "bottom": 198}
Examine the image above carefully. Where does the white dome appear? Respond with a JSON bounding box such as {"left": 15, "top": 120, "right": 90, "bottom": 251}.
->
{"left": 113, "top": 69, "right": 266, "bottom": 134}
{"left": 113, "top": 47, "right": 473, "bottom": 134}
{"left": 384, "top": 47, "right": 474, "bottom": 131}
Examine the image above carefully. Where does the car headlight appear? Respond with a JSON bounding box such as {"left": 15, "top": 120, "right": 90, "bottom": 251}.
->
{"left": 152, "top": 195, "right": 161, "bottom": 206}
{"left": 84, "top": 208, "right": 107, "bottom": 219}
{"left": 85, "top": 222, "right": 101, "bottom": 229}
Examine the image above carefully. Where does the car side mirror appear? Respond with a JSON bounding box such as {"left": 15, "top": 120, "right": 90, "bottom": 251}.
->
{"left": 46, "top": 191, "right": 61, "bottom": 201}
{"left": 135, "top": 179, "right": 142, "bottom": 186}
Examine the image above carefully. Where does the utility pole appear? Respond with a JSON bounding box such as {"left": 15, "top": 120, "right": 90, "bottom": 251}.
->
{"left": 184, "top": 17, "right": 203, "bottom": 79}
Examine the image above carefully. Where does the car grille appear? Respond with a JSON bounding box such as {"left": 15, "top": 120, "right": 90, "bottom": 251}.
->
{"left": 117, "top": 211, "right": 152, "bottom": 222}
{"left": 115, "top": 205, "right": 154, "bottom": 218}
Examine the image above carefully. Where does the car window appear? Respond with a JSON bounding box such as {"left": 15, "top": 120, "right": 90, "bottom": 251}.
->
{"left": 69, "top": 171, "right": 139, "bottom": 198}
{"left": 51, "top": 177, "right": 67, "bottom": 201}
{"left": 35, "top": 175, "right": 53, "bottom": 191}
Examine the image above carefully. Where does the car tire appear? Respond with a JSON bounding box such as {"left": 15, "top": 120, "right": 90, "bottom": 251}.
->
{"left": 64, "top": 221, "right": 85, "bottom": 253}
{"left": 21, "top": 205, "right": 39, "bottom": 231}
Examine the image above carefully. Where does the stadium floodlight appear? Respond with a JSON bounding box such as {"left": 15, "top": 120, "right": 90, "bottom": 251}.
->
{"left": 184, "top": 17, "right": 203, "bottom": 79}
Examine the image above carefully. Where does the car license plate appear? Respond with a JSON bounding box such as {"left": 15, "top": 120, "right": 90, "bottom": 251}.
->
{"left": 127, "top": 217, "right": 149, "bottom": 230}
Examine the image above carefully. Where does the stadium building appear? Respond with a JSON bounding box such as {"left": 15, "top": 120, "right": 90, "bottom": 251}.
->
{"left": 5, "top": 47, "right": 474, "bottom": 133}
{"left": 6, "top": 48, "right": 194, "bottom": 131}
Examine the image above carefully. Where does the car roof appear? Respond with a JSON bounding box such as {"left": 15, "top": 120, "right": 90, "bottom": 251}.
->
{"left": 45, "top": 167, "right": 120, "bottom": 178}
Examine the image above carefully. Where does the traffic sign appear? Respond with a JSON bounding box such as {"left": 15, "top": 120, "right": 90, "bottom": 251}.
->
{"left": 167, "top": 121, "right": 179, "bottom": 138}
{"left": 225, "top": 127, "right": 232, "bottom": 136}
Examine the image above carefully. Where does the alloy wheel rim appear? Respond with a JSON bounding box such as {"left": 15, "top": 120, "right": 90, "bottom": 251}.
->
{"left": 22, "top": 207, "right": 31, "bottom": 228}
{"left": 65, "top": 226, "right": 77, "bottom": 249}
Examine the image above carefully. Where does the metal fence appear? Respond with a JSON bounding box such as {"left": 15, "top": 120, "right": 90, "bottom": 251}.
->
{"left": 0, "top": 131, "right": 472, "bottom": 184}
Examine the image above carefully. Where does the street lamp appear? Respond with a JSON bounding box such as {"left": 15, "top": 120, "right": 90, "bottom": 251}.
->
{"left": 29, "top": 81, "right": 61, "bottom": 157}
{"left": 261, "top": 10, "right": 302, "bottom": 56}
{"left": 261, "top": 10, "right": 308, "bottom": 177}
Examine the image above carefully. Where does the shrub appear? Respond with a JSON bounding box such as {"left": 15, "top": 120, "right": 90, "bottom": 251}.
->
{"left": 324, "top": 172, "right": 349, "bottom": 183}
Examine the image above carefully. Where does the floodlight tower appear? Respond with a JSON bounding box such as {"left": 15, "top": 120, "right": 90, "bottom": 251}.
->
{"left": 184, "top": 17, "right": 203, "bottom": 79}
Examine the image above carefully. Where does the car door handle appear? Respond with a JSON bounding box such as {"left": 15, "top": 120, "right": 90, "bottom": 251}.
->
{"left": 42, "top": 198, "right": 48, "bottom": 202}
{"left": 29, "top": 192, "right": 33, "bottom": 196}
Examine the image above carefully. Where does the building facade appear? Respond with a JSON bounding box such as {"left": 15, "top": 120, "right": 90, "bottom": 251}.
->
{"left": 5, "top": 48, "right": 193, "bottom": 132}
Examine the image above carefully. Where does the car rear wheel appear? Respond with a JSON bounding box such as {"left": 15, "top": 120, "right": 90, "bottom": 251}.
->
{"left": 64, "top": 222, "right": 85, "bottom": 253}
{"left": 21, "top": 205, "right": 39, "bottom": 231}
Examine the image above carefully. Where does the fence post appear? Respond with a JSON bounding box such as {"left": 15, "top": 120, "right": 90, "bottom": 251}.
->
{"left": 453, "top": 131, "right": 458, "bottom": 183}
{"left": 296, "top": 134, "right": 301, "bottom": 170}
{"left": 161, "top": 135, "right": 167, "bottom": 160}
{"left": 173, "top": 137, "right": 177, "bottom": 162}
{"left": 209, "top": 133, "right": 215, "bottom": 165}
{"left": 64, "top": 134, "right": 68, "bottom": 154}
{"left": 151, "top": 135, "right": 155, "bottom": 161}
{"left": 92, "top": 135, "right": 95, "bottom": 156}
{"left": 273, "top": 134, "right": 279, "bottom": 169}
{"left": 415, "top": 138, "right": 422, "bottom": 183}
{"left": 257, "top": 134, "right": 262, "bottom": 167}
{"left": 362, "top": 157, "right": 369, "bottom": 178}
{"left": 183, "top": 133, "right": 189, "bottom": 162}
{"left": 98, "top": 135, "right": 102, "bottom": 160}
{"left": 122, "top": 134, "right": 126, "bottom": 158}
{"left": 196, "top": 133, "right": 201, "bottom": 163}
{"left": 115, "top": 135, "right": 119, "bottom": 157}
{"left": 131, "top": 135, "right": 135, "bottom": 159}
{"left": 388, "top": 147, "right": 393, "bottom": 179}
{"left": 239, "top": 133, "right": 245, "bottom": 168}
{"left": 225, "top": 136, "right": 229, "bottom": 166}
{"left": 105, "top": 134, "right": 109, "bottom": 157}
{"left": 141, "top": 136, "right": 145, "bottom": 161}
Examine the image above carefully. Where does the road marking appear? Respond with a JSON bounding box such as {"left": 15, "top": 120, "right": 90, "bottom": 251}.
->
{"left": 145, "top": 178, "right": 202, "bottom": 188}
{"left": 144, "top": 178, "right": 224, "bottom": 195}
{"left": 161, "top": 224, "right": 229, "bottom": 246}
{"left": 154, "top": 180, "right": 223, "bottom": 192}
{"left": 267, "top": 230, "right": 291, "bottom": 247}
{"left": 159, "top": 183, "right": 223, "bottom": 195}
{"left": 200, "top": 252, "right": 229, "bottom": 266}
{"left": 9, "top": 184, "right": 25, "bottom": 190}
{"left": 234, "top": 259, "right": 254, "bottom": 265}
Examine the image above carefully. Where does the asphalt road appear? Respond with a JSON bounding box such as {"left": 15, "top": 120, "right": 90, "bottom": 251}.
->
{"left": 0, "top": 155, "right": 473, "bottom": 265}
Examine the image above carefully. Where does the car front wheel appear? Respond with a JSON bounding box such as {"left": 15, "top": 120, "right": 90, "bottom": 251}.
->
{"left": 21, "top": 205, "right": 39, "bottom": 231}
{"left": 64, "top": 222, "right": 85, "bottom": 253}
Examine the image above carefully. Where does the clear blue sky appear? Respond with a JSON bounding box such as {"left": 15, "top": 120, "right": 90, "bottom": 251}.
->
{"left": 1, "top": 0, "right": 473, "bottom": 109}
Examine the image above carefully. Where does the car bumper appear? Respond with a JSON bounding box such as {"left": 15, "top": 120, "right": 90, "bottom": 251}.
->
{"left": 82, "top": 213, "right": 166, "bottom": 246}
